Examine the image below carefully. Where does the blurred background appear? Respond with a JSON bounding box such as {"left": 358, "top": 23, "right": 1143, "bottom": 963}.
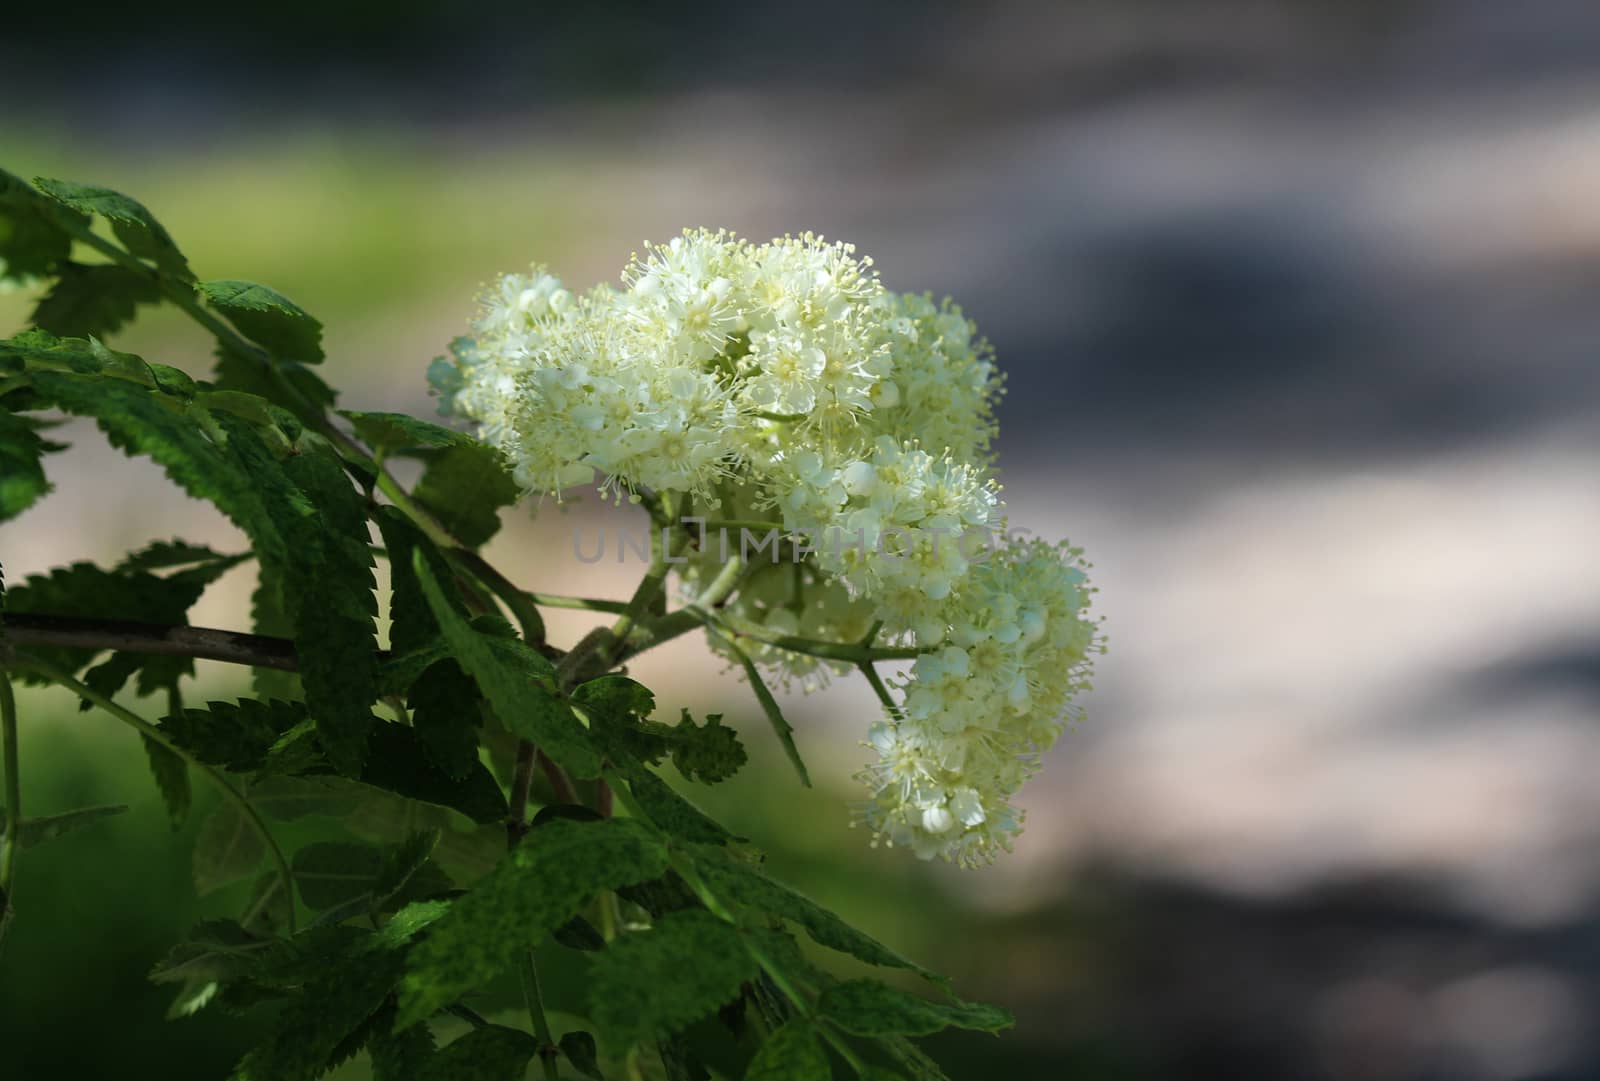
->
{"left": 4, "top": 1, "right": 1600, "bottom": 1078}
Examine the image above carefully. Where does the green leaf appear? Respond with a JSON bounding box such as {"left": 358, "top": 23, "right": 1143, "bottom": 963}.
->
{"left": 212, "top": 342, "right": 337, "bottom": 426}
{"left": 879, "top": 1038, "right": 949, "bottom": 1081}
{"left": 117, "top": 539, "right": 248, "bottom": 574}
{"left": 815, "top": 980, "right": 1013, "bottom": 1037}
{"left": 231, "top": 951, "right": 405, "bottom": 1081}
{"left": 248, "top": 775, "right": 368, "bottom": 821}
{"left": 559, "top": 1031, "right": 607, "bottom": 1081}
{"left": 692, "top": 848, "right": 928, "bottom": 977}
{"left": 142, "top": 734, "right": 192, "bottom": 829}
{"left": 193, "top": 802, "right": 266, "bottom": 896}
{"left": 198, "top": 280, "right": 324, "bottom": 364}
{"left": 416, "top": 1025, "right": 539, "bottom": 1081}
{"left": 411, "top": 550, "right": 601, "bottom": 778}
{"left": 216, "top": 415, "right": 379, "bottom": 775}
{"left": 9, "top": 803, "right": 128, "bottom": 848}
{"left": 242, "top": 871, "right": 294, "bottom": 936}
{"left": 623, "top": 768, "right": 734, "bottom": 846}
{"left": 0, "top": 167, "right": 74, "bottom": 282}
{"left": 31, "top": 261, "right": 161, "bottom": 338}
{"left": 0, "top": 409, "right": 55, "bottom": 521}
{"left": 161, "top": 698, "right": 307, "bottom": 772}
{"left": 667, "top": 710, "right": 746, "bottom": 785}
{"left": 374, "top": 507, "right": 450, "bottom": 658}
{"left": 576, "top": 681, "right": 745, "bottom": 787}
{"left": 656, "top": 1036, "right": 711, "bottom": 1081}
{"left": 412, "top": 441, "right": 519, "bottom": 548}
{"left": 362, "top": 721, "right": 507, "bottom": 826}
{"left": 33, "top": 177, "right": 191, "bottom": 280}
{"left": 293, "top": 842, "right": 385, "bottom": 910}
{"left": 588, "top": 909, "right": 756, "bottom": 1050}
{"left": 744, "top": 1020, "right": 830, "bottom": 1081}
{"left": 339, "top": 410, "right": 471, "bottom": 456}
{"left": 372, "top": 829, "right": 443, "bottom": 906}
{"left": 406, "top": 660, "right": 482, "bottom": 781}
{"left": 369, "top": 1020, "right": 437, "bottom": 1081}
{"left": 250, "top": 565, "right": 303, "bottom": 701}
{"left": 397, "top": 817, "right": 669, "bottom": 1028}
{"left": 0, "top": 327, "right": 121, "bottom": 375}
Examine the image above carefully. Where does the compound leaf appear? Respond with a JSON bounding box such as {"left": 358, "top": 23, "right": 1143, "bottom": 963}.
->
{"left": 588, "top": 909, "right": 756, "bottom": 1050}
{"left": 397, "top": 817, "right": 668, "bottom": 1028}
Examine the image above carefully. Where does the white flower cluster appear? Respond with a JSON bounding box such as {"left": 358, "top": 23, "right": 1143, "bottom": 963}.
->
{"left": 437, "top": 230, "right": 1099, "bottom": 866}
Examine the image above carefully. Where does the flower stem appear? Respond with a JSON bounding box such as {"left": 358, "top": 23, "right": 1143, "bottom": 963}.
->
{"left": 858, "top": 662, "right": 903, "bottom": 720}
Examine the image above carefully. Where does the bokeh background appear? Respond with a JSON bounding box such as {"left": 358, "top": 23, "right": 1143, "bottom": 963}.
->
{"left": 4, "top": 2, "right": 1600, "bottom": 1078}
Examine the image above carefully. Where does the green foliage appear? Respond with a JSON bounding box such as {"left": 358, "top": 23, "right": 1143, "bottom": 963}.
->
{"left": 31, "top": 262, "right": 161, "bottom": 337}
{"left": 576, "top": 676, "right": 748, "bottom": 786}
{"left": 215, "top": 414, "right": 380, "bottom": 775}
{"left": 693, "top": 847, "right": 929, "bottom": 977}
{"left": 193, "top": 802, "right": 267, "bottom": 896}
{"left": 745, "top": 1020, "right": 831, "bottom": 1080}
{"left": 816, "top": 981, "right": 1013, "bottom": 1037}
{"left": 405, "top": 659, "right": 483, "bottom": 781}
{"left": 142, "top": 734, "right": 193, "bottom": 828}
{"left": 411, "top": 550, "right": 601, "bottom": 778}
{"left": 292, "top": 841, "right": 386, "bottom": 910}
{"left": 588, "top": 909, "right": 757, "bottom": 1049}
{"left": 33, "top": 176, "right": 192, "bottom": 279}
{"left": 339, "top": 410, "right": 471, "bottom": 456}
{"left": 411, "top": 440, "right": 520, "bottom": 547}
{"left": 212, "top": 342, "right": 338, "bottom": 426}
{"left": 198, "top": 280, "right": 325, "bottom": 364}
{"left": 4, "top": 803, "right": 128, "bottom": 849}
{"left": 398, "top": 817, "right": 668, "bottom": 1027}
{"left": 0, "top": 167, "right": 74, "bottom": 282}
{"left": 559, "top": 1031, "right": 607, "bottom": 1080}
{"left": 161, "top": 698, "right": 308, "bottom": 771}
{"left": 0, "top": 410, "right": 60, "bottom": 521}
{"left": 230, "top": 950, "right": 404, "bottom": 1081}
{"left": 0, "top": 166, "right": 1014, "bottom": 1081}
{"left": 415, "top": 1025, "right": 539, "bottom": 1081}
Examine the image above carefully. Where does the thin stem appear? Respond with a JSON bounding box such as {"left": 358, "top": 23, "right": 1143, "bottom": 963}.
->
{"left": 536, "top": 749, "right": 580, "bottom": 806}
{"left": 526, "top": 593, "right": 631, "bottom": 615}
{"left": 858, "top": 662, "right": 903, "bottom": 721}
{"left": 702, "top": 625, "right": 810, "bottom": 788}
{"left": 506, "top": 740, "right": 537, "bottom": 847}
{"left": 449, "top": 549, "right": 546, "bottom": 645}
{"left": 612, "top": 609, "right": 704, "bottom": 665}
{"left": 1, "top": 674, "right": 20, "bottom": 900}
{"left": 446, "top": 1004, "right": 491, "bottom": 1029}
{"left": 698, "top": 519, "right": 788, "bottom": 534}
{"left": 518, "top": 950, "right": 562, "bottom": 1081}
{"left": 707, "top": 616, "right": 924, "bottom": 664}
{"left": 11, "top": 654, "right": 297, "bottom": 933}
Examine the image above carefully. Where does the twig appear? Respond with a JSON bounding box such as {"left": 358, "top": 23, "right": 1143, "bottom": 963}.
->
{"left": 2, "top": 613, "right": 303, "bottom": 671}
